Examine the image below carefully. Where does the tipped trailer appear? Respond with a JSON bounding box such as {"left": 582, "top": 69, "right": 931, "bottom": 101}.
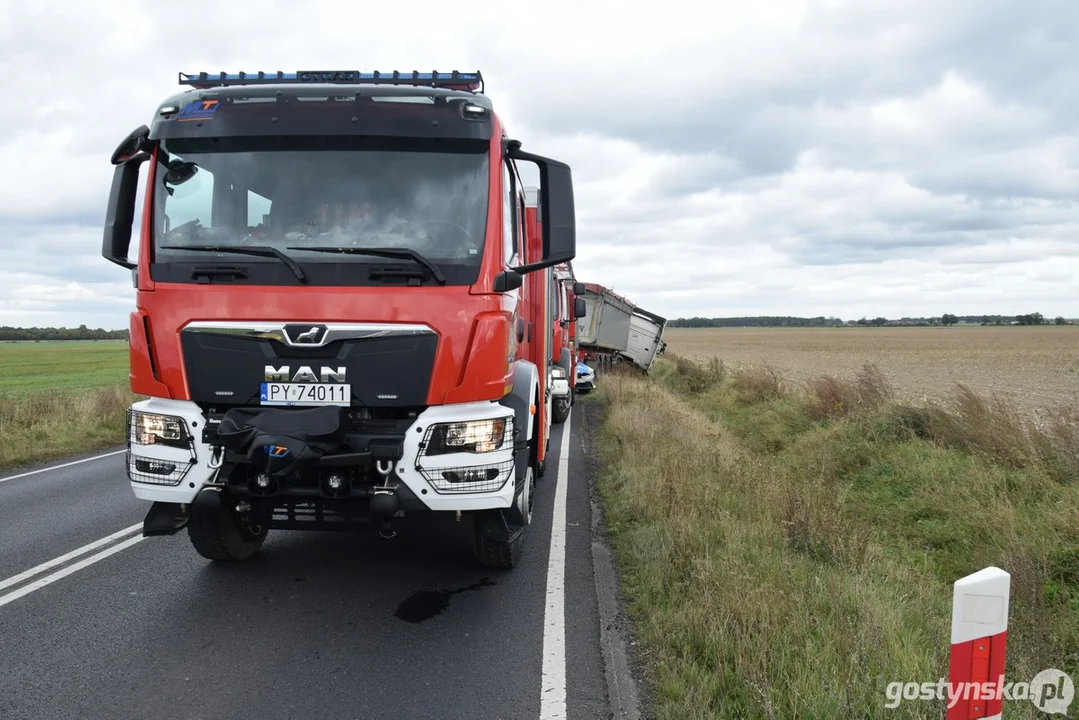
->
{"left": 577, "top": 283, "right": 666, "bottom": 373}
{"left": 101, "top": 69, "right": 576, "bottom": 569}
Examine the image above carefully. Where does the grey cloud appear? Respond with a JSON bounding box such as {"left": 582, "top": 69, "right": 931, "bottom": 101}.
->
{"left": 0, "top": 0, "right": 1077, "bottom": 326}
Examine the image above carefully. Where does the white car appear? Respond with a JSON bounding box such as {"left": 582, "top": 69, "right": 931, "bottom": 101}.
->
{"left": 575, "top": 361, "right": 596, "bottom": 393}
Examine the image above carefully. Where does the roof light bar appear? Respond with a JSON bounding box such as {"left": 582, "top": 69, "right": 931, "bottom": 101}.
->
{"left": 178, "top": 70, "right": 484, "bottom": 93}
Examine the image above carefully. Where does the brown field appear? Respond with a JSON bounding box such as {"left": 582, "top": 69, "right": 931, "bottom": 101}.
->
{"left": 665, "top": 325, "right": 1079, "bottom": 420}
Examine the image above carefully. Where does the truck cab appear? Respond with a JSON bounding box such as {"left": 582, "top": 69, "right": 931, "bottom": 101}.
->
{"left": 102, "top": 70, "right": 576, "bottom": 568}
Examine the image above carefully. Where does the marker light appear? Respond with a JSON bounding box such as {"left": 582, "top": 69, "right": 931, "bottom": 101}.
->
{"left": 178, "top": 70, "right": 484, "bottom": 93}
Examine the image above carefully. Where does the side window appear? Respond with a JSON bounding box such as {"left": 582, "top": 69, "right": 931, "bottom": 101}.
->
{"left": 517, "top": 194, "right": 527, "bottom": 262}
{"left": 160, "top": 155, "right": 215, "bottom": 233}
{"left": 248, "top": 190, "right": 272, "bottom": 228}
{"left": 502, "top": 161, "right": 517, "bottom": 267}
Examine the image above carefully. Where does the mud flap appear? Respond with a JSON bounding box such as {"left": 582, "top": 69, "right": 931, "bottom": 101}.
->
{"left": 476, "top": 507, "right": 524, "bottom": 544}
{"left": 142, "top": 501, "right": 189, "bottom": 536}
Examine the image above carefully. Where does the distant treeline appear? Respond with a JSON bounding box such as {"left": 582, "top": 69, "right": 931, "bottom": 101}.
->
{"left": 0, "top": 326, "right": 129, "bottom": 342}
{"left": 669, "top": 313, "right": 1071, "bottom": 328}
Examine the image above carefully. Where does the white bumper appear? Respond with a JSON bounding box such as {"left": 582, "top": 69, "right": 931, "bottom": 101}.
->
{"left": 123, "top": 398, "right": 518, "bottom": 511}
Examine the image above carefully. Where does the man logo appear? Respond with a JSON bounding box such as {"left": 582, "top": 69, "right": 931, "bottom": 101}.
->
{"left": 283, "top": 323, "right": 328, "bottom": 346}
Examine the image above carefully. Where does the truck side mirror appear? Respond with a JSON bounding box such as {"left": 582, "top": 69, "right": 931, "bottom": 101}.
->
{"left": 103, "top": 131, "right": 152, "bottom": 270}
{"left": 574, "top": 297, "right": 586, "bottom": 319}
{"left": 573, "top": 282, "right": 585, "bottom": 295}
{"left": 506, "top": 139, "right": 575, "bottom": 273}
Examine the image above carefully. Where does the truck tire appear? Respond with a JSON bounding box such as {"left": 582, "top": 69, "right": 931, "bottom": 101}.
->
{"left": 552, "top": 394, "right": 571, "bottom": 424}
{"left": 187, "top": 487, "right": 267, "bottom": 561}
{"left": 473, "top": 463, "right": 534, "bottom": 569}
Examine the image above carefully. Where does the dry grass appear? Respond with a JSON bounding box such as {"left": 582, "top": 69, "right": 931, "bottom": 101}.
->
{"left": 665, "top": 326, "right": 1079, "bottom": 422}
{"left": 591, "top": 354, "right": 1079, "bottom": 719}
{"left": 0, "top": 386, "right": 139, "bottom": 468}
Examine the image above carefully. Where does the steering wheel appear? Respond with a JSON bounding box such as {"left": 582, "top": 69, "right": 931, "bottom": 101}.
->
{"left": 162, "top": 218, "right": 204, "bottom": 244}
{"left": 411, "top": 220, "right": 475, "bottom": 246}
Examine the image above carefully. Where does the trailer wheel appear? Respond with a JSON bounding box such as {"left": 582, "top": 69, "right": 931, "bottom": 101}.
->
{"left": 187, "top": 487, "right": 267, "bottom": 561}
{"left": 473, "top": 463, "right": 534, "bottom": 569}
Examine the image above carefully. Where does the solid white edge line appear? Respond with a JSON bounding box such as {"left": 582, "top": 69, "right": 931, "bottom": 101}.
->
{"left": 0, "top": 449, "right": 126, "bottom": 484}
{"left": 540, "top": 409, "right": 572, "bottom": 720}
{"left": 0, "top": 522, "right": 143, "bottom": 593}
{"left": 0, "top": 534, "right": 146, "bottom": 609}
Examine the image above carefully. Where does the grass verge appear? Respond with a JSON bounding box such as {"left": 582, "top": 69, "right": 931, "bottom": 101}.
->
{"left": 0, "top": 386, "right": 140, "bottom": 469}
{"left": 0, "top": 341, "right": 135, "bottom": 470}
{"left": 592, "top": 354, "right": 1079, "bottom": 719}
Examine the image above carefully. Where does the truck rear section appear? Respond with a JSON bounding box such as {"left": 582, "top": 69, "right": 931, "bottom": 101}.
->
{"left": 103, "top": 70, "right": 576, "bottom": 569}
{"left": 578, "top": 283, "right": 667, "bottom": 373}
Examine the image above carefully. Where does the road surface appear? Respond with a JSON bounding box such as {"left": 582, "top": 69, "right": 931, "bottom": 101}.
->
{"left": 0, "top": 406, "right": 639, "bottom": 720}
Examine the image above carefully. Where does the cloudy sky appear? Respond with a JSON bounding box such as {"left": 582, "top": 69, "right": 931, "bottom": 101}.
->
{"left": 2, "top": 0, "right": 1078, "bottom": 329}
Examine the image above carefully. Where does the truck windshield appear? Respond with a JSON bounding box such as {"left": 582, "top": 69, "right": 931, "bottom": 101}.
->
{"left": 151, "top": 137, "right": 489, "bottom": 273}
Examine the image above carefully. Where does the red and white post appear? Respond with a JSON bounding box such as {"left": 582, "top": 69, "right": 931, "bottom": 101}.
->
{"left": 947, "top": 566, "right": 1010, "bottom": 719}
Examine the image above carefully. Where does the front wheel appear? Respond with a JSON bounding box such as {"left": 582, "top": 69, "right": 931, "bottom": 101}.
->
{"left": 187, "top": 488, "right": 267, "bottom": 561}
{"left": 473, "top": 463, "right": 534, "bottom": 569}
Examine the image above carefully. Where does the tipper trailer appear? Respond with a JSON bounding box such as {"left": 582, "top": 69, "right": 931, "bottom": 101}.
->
{"left": 577, "top": 283, "right": 667, "bottom": 372}
{"left": 102, "top": 69, "right": 576, "bottom": 569}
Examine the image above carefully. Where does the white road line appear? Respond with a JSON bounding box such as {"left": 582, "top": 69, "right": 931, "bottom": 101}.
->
{"left": 0, "top": 532, "right": 145, "bottom": 609}
{"left": 0, "top": 449, "right": 126, "bottom": 484}
{"left": 540, "top": 410, "right": 572, "bottom": 720}
{"left": 0, "top": 523, "right": 143, "bottom": 593}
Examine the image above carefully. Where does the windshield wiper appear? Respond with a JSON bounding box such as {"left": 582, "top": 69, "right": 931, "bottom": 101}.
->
{"left": 160, "top": 245, "right": 307, "bottom": 283}
{"left": 290, "top": 246, "right": 446, "bottom": 285}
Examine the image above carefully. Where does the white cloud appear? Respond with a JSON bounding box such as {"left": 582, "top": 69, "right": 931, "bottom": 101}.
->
{"left": 0, "top": 0, "right": 1077, "bottom": 329}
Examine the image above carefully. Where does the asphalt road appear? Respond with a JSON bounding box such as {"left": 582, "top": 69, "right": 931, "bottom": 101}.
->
{"left": 0, "top": 406, "right": 633, "bottom": 720}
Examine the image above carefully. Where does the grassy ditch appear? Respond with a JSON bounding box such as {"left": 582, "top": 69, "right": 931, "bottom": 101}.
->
{"left": 0, "top": 341, "right": 137, "bottom": 469}
{"left": 591, "top": 354, "right": 1079, "bottom": 719}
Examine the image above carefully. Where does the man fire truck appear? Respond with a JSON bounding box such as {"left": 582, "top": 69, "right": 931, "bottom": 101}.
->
{"left": 550, "top": 264, "right": 585, "bottom": 424}
{"left": 523, "top": 194, "right": 585, "bottom": 425}
{"left": 101, "top": 70, "right": 576, "bottom": 569}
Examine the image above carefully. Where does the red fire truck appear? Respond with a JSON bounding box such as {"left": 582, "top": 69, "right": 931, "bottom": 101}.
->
{"left": 523, "top": 192, "right": 585, "bottom": 425}
{"left": 101, "top": 70, "right": 576, "bottom": 569}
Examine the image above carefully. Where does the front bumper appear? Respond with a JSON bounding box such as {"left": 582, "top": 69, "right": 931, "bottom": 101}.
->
{"left": 123, "top": 397, "right": 518, "bottom": 512}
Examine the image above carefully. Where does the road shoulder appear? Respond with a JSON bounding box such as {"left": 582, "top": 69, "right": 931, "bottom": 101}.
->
{"left": 577, "top": 397, "right": 650, "bottom": 719}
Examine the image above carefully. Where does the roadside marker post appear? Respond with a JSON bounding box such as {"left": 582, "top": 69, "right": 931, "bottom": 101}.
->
{"left": 947, "top": 566, "right": 1010, "bottom": 719}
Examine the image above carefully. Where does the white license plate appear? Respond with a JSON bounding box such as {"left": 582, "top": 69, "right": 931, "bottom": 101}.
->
{"left": 259, "top": 382, "right": 351, "bottom": 406}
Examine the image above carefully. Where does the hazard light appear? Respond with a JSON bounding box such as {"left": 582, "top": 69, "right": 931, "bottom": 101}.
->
{"left": 178, "top": 70, "right": 484, "bottom": 92}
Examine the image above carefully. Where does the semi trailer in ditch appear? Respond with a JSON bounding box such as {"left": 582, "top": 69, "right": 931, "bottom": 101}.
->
{"left": 102, "top": 69, "right": 576, "bottom": 569}
{"left": 577, "top": 283, "right": 667, "bottom": 373}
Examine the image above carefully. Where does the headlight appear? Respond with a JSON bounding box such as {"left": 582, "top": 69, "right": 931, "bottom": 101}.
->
{"left": 424, "top": 417, "right": 511, "bottom": 455}
{"left": 551, "top": 367, "right": 566, "bottom": 379}
{"left": 128, "top": 410, "right": 188, "bottom": 447}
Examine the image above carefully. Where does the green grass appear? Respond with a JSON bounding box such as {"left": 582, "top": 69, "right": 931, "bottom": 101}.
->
{"left": 0, "top": 339, "right": 131, "bottom": 394}
{"left": 592, "top": 355, "right": 1079, "bottom": 719}
{"left": 0, "top": 340, "right": 137, "bottom": 469}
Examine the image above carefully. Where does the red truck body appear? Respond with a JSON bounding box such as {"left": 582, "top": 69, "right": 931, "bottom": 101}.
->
{"left": 102, "top": 70, "right": 576, "bottom": 568}
{"left": 524, "top": 197, "right": 586, "bottom": 425}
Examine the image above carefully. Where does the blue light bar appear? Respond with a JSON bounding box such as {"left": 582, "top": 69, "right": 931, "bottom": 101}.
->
{"left": 178, "top": 70, "right": 484, "bottom": 93}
